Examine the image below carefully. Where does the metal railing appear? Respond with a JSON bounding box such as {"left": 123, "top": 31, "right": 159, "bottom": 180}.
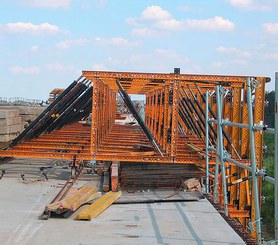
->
{"left": 0, "top": 97, "right": 43, "bottom": 106}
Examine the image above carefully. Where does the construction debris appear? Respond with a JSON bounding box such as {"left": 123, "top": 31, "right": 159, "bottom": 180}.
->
{"left": 184, "top": 178, "right": 201, "bottom": 192}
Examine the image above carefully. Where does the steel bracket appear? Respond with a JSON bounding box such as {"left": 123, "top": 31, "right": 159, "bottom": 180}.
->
{"left": 248, "top": 218, "right": 262, "bottom": 232}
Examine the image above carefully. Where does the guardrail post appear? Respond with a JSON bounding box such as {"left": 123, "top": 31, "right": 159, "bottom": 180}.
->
{"left": 247, "top": 77, "right": 262, "bottom": 244}
{"left": 205, "top": 91, "right": 209, "bottom": 193}
{"left": 216, "top": 85, "right": 228, "bottom": 216}
{"left": 275, "top": 72, "right": 278, "bottom": 240}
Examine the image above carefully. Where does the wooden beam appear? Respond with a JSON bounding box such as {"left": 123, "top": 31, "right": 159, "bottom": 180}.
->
{"left": 77, "top": 191, "right": 122, "bottom": 221}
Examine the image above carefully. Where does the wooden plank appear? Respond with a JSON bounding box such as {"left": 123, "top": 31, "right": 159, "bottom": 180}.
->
{"left": 77, "top": 191, "right": 122, "bottom": 221}
{"left": 185, "top": 143, "right": 207, "bottom": 159}
{"left": 103, "top": 171, "right": 110, "bottom": 192}
{"left": 46, "top": 185, "right": 98, "bottom": 214}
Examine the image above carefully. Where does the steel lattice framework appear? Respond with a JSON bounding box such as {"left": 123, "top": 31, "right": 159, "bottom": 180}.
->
{"left": 0, "top": 70, "right": 271, "bottom": 243}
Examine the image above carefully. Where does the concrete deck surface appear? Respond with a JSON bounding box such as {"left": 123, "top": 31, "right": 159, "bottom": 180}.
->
{"left": 0, "top": 158, "right": 245, "bottom": 245}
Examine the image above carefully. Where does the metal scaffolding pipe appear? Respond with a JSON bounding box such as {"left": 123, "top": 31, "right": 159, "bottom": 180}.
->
{"left": 266, "top": 128, "right": 275, "bottom": 134}
{"left": 275, "top": 72, "right": 278, "bottom": 240}
{"left": 213, "top": 136, "right": 220, "bottom": 203}
{"left": 209, "top": 119, "right": 267, "bottom": 131}
{"left": 216, "top": 86, "right": 228, "bottom": 215}
{"left": 246, "top": 77, "right": 262, "bottom": 244}
{"left": 225, "top": 157, "right": 275, "bottom": 185}
{"left": 205, "top": 91, "right": 209, "bottom": 193}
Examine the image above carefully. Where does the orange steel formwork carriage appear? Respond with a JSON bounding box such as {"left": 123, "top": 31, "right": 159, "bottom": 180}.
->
{"left": 0, "top": 70, "right": 269, "bottom": 242}
{"left": 0, "top": 70, "right": 267, "bottom": 166}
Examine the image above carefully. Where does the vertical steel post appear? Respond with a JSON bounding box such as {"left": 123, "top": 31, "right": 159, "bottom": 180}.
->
{"left": 213, "top": 136, "right": 220, "bottom": 203}
{"left": 275, "top": 72, "right": 278, "bottom": 240}
{"left": 171, "top": 81, "right": 179, "bottom": 158}
{"left": 216, "top": 85, "right": 228, "bottom": 215}
{"left": 205, "top": 91, "right": 209, "bottom": 193}
{"left": 246, "top": 77, "right": 262, "bottom": 244}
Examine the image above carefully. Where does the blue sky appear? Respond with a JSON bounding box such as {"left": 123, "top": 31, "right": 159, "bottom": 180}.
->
{"left": 0, "top": 0, "right": 277, "bottom": 100}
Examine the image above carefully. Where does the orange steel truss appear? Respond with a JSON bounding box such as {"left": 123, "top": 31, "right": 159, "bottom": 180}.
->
{"left": 0, "top": 71, "right": 266, "bottom": 166}
{"left": 0, "top": 70, "right": 268, "bottom": 239}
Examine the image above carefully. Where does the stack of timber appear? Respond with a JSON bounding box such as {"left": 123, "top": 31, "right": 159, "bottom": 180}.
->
{"left": 120, "top": 163, "right": 204, "bottom": 190}
{"left": 46, "top": 185, "right": 101, "bottom": 215}
{"left": 0, "top": 105, "right": 44, "bottom": 128}
{"left": 0, "top": 109, "right": 23, "bottom": 142}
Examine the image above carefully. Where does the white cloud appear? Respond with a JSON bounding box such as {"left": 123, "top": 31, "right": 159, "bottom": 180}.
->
{"left": 107, "top": 57, "right": 121, "bottom": 65}
{"left": 185, "top": 16, "right": 235, "bottom": 31}
{"left": 263, "top": 23, "right": 278, "bottom": 34}
{"left": 126, "top": 49, "right": 199, "bottom": 73}
{"left": 127, "top": 6, "right": 235, "bottom": 33}
{"left": 217, "top": 46, "right": 251, "bottom": 58}
{"left": 155, "top": 16, "right": 235, "bottom": 32}
{"left": 211, "top": 62, "right": 225, "bottom": 69}
{"left": 215, "top": 43, "right": 278, "bottom": 73}
{"left": 154, "top": 49, "right": 191, "bottom": 64}
{"left": 95, "top": 0, "right": 107, "bottom": 8}
{"left": 0, "top": 22, "right": 60, "bottom": 35}
{"left": 57, "top": 38, "right": 89, "bottom": 49}
{"left": 9, "top": 66, "right": 40, "bottom": 74}
{"left": 13, "top": 0, "right": 70, "bottom": 9}
{"left": 46, "top": 62, "right": 75, "bottom": 72}
{"left": 95, "top": 37, "right": 141, "bottom": 47}
{"left": 228, "top": 0, "right": 273, "bottom": 11}
{"left": 155, "top": 19, "right": 184, "bottom": 31}
{"left": 217, "top": 46, "right": 240, "bottom": 53}
{"left": 264, "top": 53, "right": 278, "bottom": 60}
{"left": 229, "top": 0, "right": 252, "bottom": 5}
{"left": 102, "top": 48, "right": 195, "bottom": 74}
{"left": 132, "top": 28, "right": 162, "bottom": 37}
{"left": 141, "top": 5, "right": 171, "bottom": 20}
{"left": 30, "top": 45, "right": 39, "bottom": 52}
{"left": 125, "top": 18, "right": 141, "bottom": 26}
{"left": 231, "top": 59, "right": 249, "bottom": 65}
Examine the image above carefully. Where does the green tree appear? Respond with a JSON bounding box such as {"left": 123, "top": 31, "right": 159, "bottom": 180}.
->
{"left": 261, "top": 90, "right": 275, "bottom": 239}
{"left": 265, "top": 91, "right": 275, "bottom": 128}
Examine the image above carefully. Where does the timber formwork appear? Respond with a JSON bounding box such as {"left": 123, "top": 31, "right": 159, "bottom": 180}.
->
{"left": 0, "top": 71, "right": 269, "bottom": 242}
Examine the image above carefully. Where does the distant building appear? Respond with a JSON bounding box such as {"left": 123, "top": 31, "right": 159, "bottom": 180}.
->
{"left": 48, "top": 88, "right": 65, "bottom": 104}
